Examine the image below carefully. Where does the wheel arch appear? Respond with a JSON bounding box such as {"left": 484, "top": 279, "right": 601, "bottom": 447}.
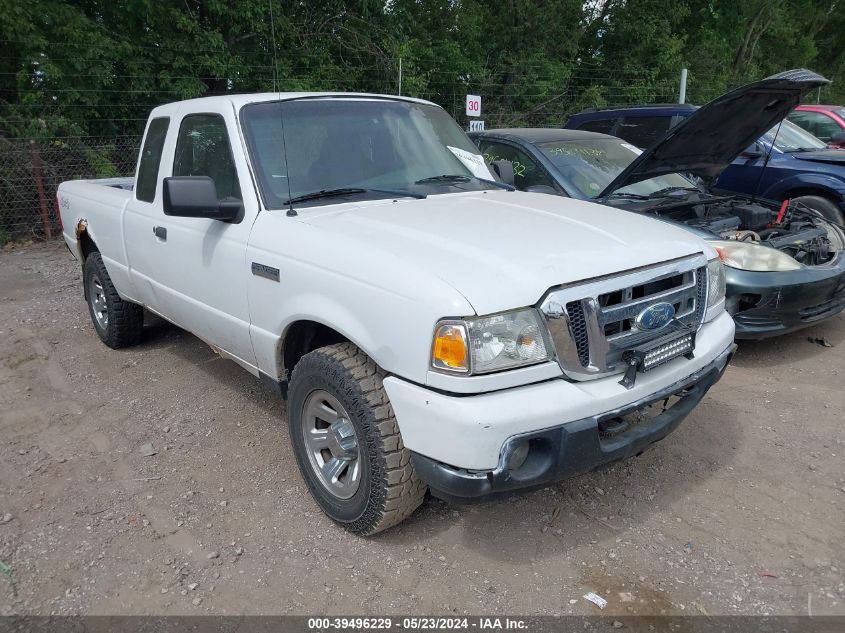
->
{"left": 783, "top": 186, "right": 840, "bottom": 201}
{"left": 73, "top": 219, "right": 99, "bottom": 262}
{"left": 278, "top": 319, "right": 353, "bottom": 382}
{"left": 761, "top": 173, "right": 845, "bottom": 204}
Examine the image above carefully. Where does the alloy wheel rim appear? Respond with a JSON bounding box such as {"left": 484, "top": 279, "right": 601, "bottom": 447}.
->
{"left": 301, "top": 389, "right": 361, "bottom": 499}
{"left": 88, "top": 274, "right": 108, "bottom": 329}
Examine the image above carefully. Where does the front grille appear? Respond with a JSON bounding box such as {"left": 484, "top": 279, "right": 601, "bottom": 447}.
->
{"left": 541, "top": 255, "right": 709, "bottom": 380}
{"left": 565, "top": 300, "right": 590, "bottom": 366}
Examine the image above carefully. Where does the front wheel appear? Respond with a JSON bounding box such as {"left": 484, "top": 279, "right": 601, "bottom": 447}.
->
{"left": 83, "top": 252, "right": 144, "bottom": 349}
{"left": 287, "top": 343, "right": 427, "bottom": 535}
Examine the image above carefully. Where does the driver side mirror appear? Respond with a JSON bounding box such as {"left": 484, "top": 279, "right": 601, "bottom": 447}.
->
{"left": 491, "top": 160, "right": 515, "bottom": 187}
{"left": 740, "top": 142, "right": 764, "bottom": 159}
{"left": 163, "top": 176, "right": 242, "bottom": 222}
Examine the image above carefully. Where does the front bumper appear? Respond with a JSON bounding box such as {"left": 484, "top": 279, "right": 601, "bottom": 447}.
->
{"left": 409, "top": 342, "right": 734, "bottom": 502}
{"left": 384, "top": 309, "right": 735, "bottom": 475}
{"left": 725, "top": 258, "right": 845, "bottom": 339}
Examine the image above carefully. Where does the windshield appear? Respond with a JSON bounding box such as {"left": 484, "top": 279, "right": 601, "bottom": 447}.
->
{"left": 537, "top": 138, "right": 694, "bottom": 199}
{"left": 240, "top": 98, "right": 491, "bottom": 208}
{"left": 762, "top": 119, "right": 827, "bottom": 152}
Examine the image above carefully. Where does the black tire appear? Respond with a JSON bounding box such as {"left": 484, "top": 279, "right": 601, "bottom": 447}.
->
{"left": 287, "top": 342, "right": 427, "bottom": 535}
{"left": 82, "top": 252, "right": 144, "bottom": 349}
{"left": 792, "top": 195, "right": 845, "bottom": 226}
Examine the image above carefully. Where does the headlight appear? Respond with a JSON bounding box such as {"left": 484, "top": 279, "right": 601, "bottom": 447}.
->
{"left": 706, "top": 257, "right": 726, "bottom": 309}
{"left": 431, "top": 309, "right": 553, "bottom": 375}
{"left": 711, "top": 240, "right": 801, "bottom": 272}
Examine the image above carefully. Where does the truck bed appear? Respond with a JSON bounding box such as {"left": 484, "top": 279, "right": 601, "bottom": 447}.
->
{"left": 81, "top": 176, "right": 135, "bottom": 191}
{"left": 57, "top": 177, "right": 137, "bottom": 295}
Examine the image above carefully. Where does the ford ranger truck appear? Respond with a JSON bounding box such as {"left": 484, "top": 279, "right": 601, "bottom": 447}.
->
{"left": 57, "top": 93, "right": 736, "bottom": 535}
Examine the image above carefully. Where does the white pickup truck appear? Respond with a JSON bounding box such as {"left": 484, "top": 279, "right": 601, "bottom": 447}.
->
{"left": 58, "top": 93, "right": 735, "bottom": 534}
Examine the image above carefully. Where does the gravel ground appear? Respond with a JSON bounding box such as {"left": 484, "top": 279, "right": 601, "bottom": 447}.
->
{"left": 0, "top": 241, "right": 843, "bottom": 616}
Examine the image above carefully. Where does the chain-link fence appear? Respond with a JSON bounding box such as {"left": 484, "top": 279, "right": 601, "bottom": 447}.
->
{"left": 0, "top": 136, "right": 141, "bottom": 242}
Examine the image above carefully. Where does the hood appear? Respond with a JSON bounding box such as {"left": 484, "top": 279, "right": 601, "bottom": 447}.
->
{"left": 598, "top": 68, "right": 830, "bottom": 197}
{"left": 298, "top": 190, "right": 711, "bottom": 315}
{"left": 791, "top": 149, "right": 845, "bottom": 166}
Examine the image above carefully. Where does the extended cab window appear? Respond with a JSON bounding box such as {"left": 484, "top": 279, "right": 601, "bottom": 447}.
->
{"left": 173, "top": 114, "right": 241, "bottom": 200}
{"left": 136, "top": 117, "right": 169, "bottom": 203}
{"left": 615, "top": 116, "right": 672, "bottom": 148}
{"left": 478, "top": 141, "right": 554, "bottom": 191}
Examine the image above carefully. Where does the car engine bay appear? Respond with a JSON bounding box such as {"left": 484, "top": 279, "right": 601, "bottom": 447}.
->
{"left": 620, "top": 193, "right": 844, "bottom": 267}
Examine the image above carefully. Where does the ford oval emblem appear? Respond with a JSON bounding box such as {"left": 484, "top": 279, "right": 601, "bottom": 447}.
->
{"left": 636, "top": 302, "right": 676, "bottom": 330}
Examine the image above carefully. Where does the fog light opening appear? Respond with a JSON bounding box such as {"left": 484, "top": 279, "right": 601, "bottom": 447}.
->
{"left": 598, "top": 416, "right": 630, "bottom": 439}
{"left": 507, "top": 441, "right": 530, "bottom": 471}
{"left": 504, "top": 438, "right": 554, "bottom": 481}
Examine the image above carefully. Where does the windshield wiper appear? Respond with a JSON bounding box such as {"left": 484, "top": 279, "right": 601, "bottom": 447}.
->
{"left": 284, "top": 187, "right": 426, "bottom": 205}
{"left": 647, "top": 186, "right": 702, "bottom": 198}
{"left": 604, "top": 192, "right": 650, "bottom": 200}
{"left": 415, "top": 174, "right": 471, "bottom": 184}
{"left": 415, "top": 174, "right": 515, "bottom": 190}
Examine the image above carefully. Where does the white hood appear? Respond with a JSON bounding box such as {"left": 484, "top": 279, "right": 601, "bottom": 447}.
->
{"left": 299, "top": 190, "right": 712, "bottom": 315}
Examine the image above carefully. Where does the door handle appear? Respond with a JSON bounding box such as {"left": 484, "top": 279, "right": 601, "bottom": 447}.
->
{"left": 153, "top": 226, "right": 167, "bottom": 241}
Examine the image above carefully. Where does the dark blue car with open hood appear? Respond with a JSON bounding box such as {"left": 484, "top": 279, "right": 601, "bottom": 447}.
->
{"left": 564, "top": 81, "right": 845, "bottom": 227}
{"left": 471, "top": 70, "right": 845, "bottom": 338}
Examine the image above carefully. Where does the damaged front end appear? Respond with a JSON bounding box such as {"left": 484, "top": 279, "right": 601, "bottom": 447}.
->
{"left": 681, "top": 197, "right": 844, "bottom": 268}
{"left": 653, "top": 194, "right": 845, "bottom": 338}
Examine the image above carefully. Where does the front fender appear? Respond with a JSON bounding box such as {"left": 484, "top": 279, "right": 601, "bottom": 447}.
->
{"left": 276, "top": 294, "right": 387, "bottom": 375}
{"left": 760, "top": 172, "right": 845, "bottom": 203}
{"left": 246, "top": 213, "right": 477, "bottom": 387}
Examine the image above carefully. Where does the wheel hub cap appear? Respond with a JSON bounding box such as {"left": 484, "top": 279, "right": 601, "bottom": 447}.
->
{"left": 301, "top": 390, "right": 361, "bottom": 499}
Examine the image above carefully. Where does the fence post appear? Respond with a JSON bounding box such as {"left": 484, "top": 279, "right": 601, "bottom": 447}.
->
{"left": 29, "top": 139, "right": 53, "bottom": 240}
{"left": 678, "top": 68, "right": 688, "bottom": 104}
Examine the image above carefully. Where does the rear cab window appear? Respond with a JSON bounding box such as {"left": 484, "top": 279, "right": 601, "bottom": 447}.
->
{"left": 135, "top": 117, "right": 170, "bottom": 203}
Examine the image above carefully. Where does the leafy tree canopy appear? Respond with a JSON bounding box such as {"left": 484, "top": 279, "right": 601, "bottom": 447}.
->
{"left": 0, "top": 0, "right": 842, "bottom": 138}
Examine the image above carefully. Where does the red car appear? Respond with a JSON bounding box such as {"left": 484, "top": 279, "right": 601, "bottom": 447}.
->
{"left": 788, "top": 104, "right": 845, "bottom": 147}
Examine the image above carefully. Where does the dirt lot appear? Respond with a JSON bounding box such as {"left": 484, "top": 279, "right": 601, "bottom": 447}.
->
{"left": 0, "top": 241, "right": 843, "bottom": 617}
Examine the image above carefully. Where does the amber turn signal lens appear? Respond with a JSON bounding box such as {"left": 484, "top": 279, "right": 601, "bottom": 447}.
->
{"left": 432, "top": 324, "right": 468, "bottom": 372}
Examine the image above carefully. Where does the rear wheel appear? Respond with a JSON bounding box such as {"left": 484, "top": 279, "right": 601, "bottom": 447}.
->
{"left": 83, "top": 252, "right": 144, "bottom": 348}
{"left": 791, "top": 195, "right": 845, "bottom": 226}
{"left": 287, "top": 342, "right": 427, "bottom": 535}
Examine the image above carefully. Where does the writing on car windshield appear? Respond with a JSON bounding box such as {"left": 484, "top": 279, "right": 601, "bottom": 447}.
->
{"left": 537, "top": 138, "right": 694, "bottom": 199}
{"left": 241, "top": 99, "right": 492, "bottom": 208}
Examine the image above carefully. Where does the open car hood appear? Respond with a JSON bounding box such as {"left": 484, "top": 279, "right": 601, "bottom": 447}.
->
{"left": 598, "top": 69, "right": 830, "bottom": 197}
